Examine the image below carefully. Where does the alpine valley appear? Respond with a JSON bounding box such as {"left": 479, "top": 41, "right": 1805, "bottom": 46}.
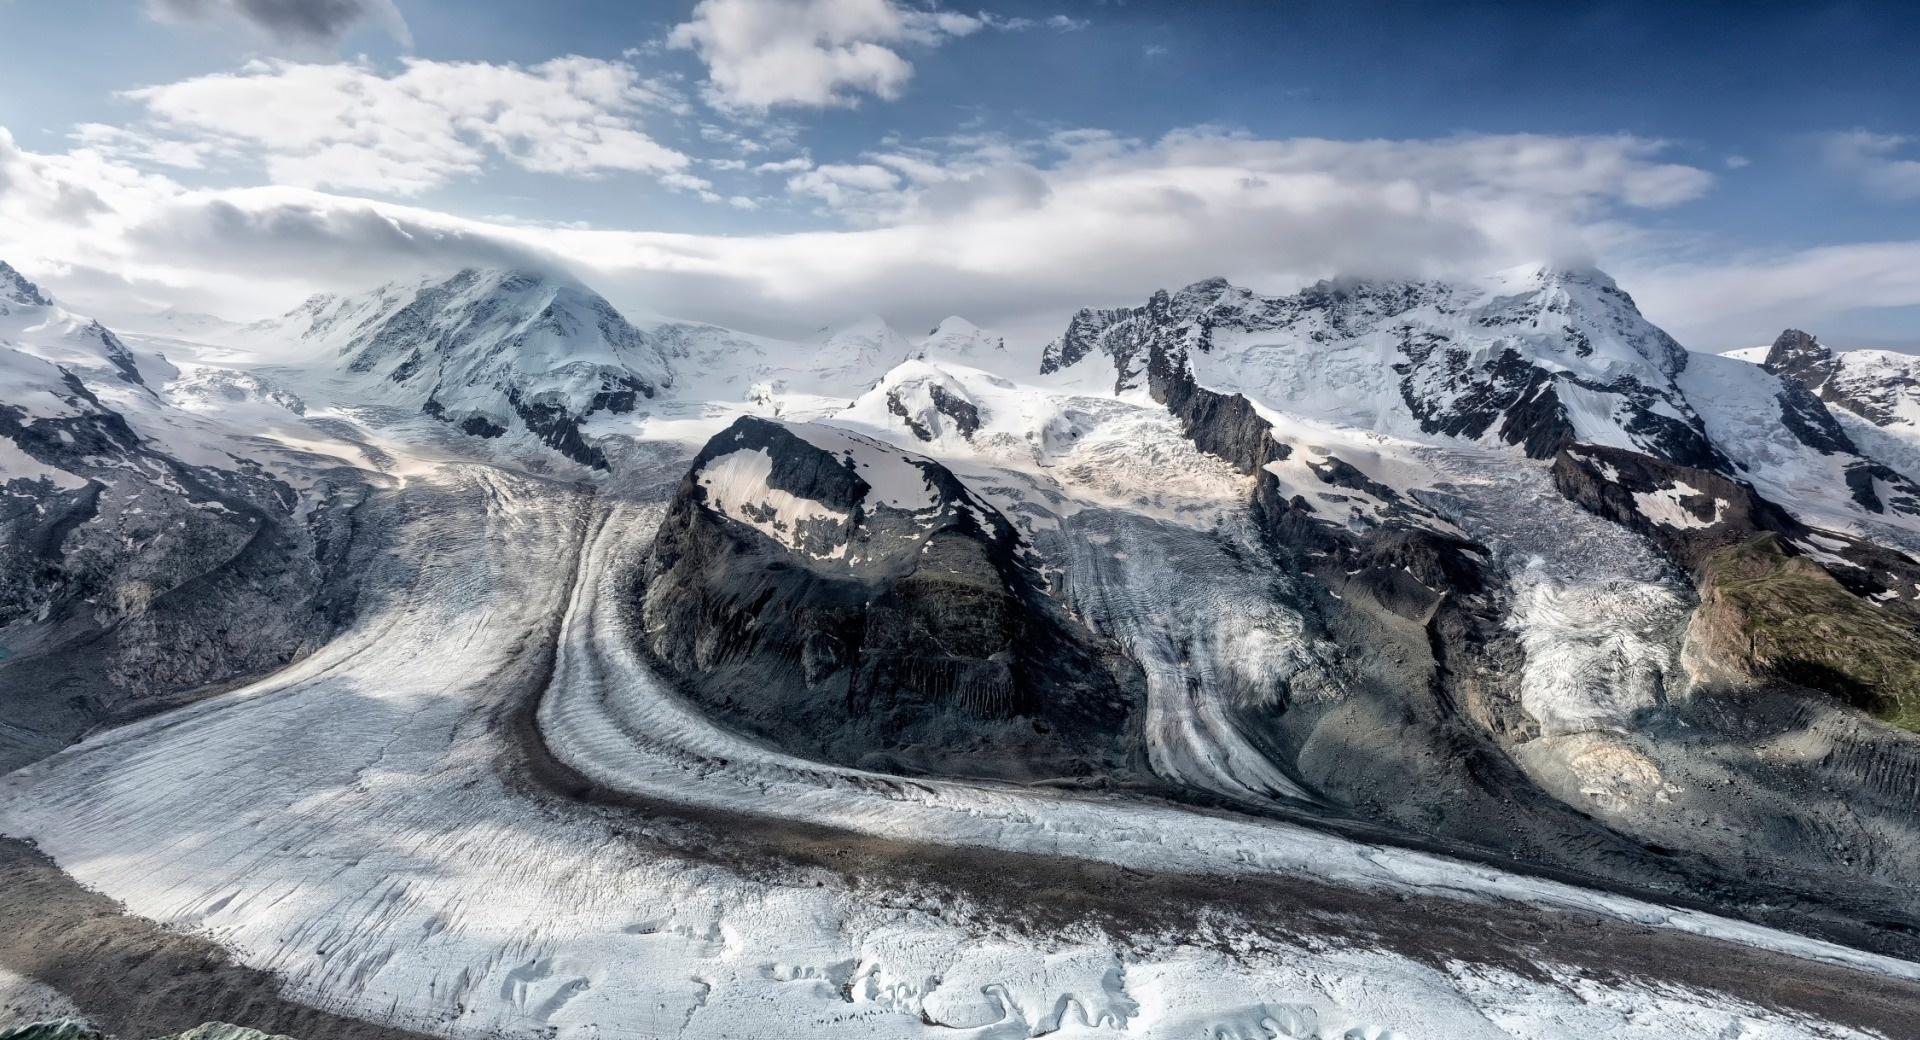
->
{"left": 7, "top": 256, "right": 1920, "bottom": 1040}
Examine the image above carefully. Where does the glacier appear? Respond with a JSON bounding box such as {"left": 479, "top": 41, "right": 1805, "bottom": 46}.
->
{"left": 5, "top": 262, "right": 1920, "bottom": 1039}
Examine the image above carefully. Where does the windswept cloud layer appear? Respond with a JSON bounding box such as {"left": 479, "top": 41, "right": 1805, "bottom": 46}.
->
{"left": 1627, "top": 241, "right": 1920, "bottom": 346}
{"left": 777, "top": 129, "right": 1716, "bottom": 226}
{"left": 1823, "top": 130, "right": 1920, "bottom": 201}
{"left": 93, "top": 57, "right": 692, "bottom": 195}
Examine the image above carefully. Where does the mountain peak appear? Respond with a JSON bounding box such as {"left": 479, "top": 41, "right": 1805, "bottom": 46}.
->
{"left": 926, "top": 315, "right": 981, "bottom": 337}
{"left": 917, "top": 316, "right": 1005, "bottom": 360}
{"left": 449, "top": 266, "right": 584, "bottom": 294}
{"left": 818, "top": 313, "right": 897, "bottom": 339}
{"left": 0, "top": 260, "right": 51, "bottom": 308}
{"left": 1771, "top": 328, "right": 1826, "bottom": 354}
{"left": 810, "top": 314, "right": 910, "bottom": 371}
{"left": 1530, "top": 262, "right": 1615, "bottom": 287}
{"left": 1763, "top": 328, "right": 1837, "bottom": 386}
{"left": 1178, "top": 275, "right": 1234, "bottom": 298}
{"left": 1476, "top": 262, "right": 1623, "bottom": 302}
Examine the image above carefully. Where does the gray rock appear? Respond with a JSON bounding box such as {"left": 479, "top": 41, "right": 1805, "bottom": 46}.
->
{"left": 638, "top": 416, "right": 1147, "bottom": 782}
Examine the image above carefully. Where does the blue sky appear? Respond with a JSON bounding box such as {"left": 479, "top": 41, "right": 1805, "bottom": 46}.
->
{"left": 1, "top": 0, "right": 1918, "bottom": 348}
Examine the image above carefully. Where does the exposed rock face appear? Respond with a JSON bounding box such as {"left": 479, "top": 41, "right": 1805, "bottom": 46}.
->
{"left": 1552, "top": 443, "right": 1920, "bottom": 597}
{"left": 0, "top": 423, "right": 374, "bottom": 770}
{"left": 1550, "top": 445, "right": 1800, "bottom": 571}
{"left": 638, "top": 416, "right": 1145, "bottom": 781}
{"left": 0, "top": 265, "right": 377, "bottom": 771}
{"left": 0, "top": 260, "right": 52, "bottom": 309}
{"left": 1047, "top": 273, "right": 1502, "bottom": 627}
{"left": 1773, "top": 377, "right": 1858, "bottom": 455}
{"left": 1760, "top": 328, "right": 1838, "bottom": 390}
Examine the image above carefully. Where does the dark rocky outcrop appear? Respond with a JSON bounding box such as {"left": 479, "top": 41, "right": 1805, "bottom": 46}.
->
{"left": 502, "top": 388, "right": 608, "bottom": 470}
{"left": 1550, "top": 445, "right": 1800, "bottom": 571}
{"left": 885, "top": 382, "right": 981, "bottom": 442}
{"left": 637, "top": 416, "right": 1145, "bottom": 781}
{"left": 1843, "top": 459, "right": 1920, "bottom": 514}
{"left": 1775, "top": 379, "right": 1857, "bottom": 456}
{"left": 1762, "top": 329, "right": 1839, "bottom": 391}
{"left": 1551, "top": 443, "right": 1920, "bottom": 592}
{"left": 926, "top": 384, "right": 980, "bottom": 438}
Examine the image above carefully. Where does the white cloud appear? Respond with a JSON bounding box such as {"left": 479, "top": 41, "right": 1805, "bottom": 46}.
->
{"left": 14, "top": 120, "right": 1908, "bottom": 353}
{"left": 661, "top": 171, "right": 716, "bottom": 192}
{"left": 107, "top": 56, "right": 692, "bottom": 196}
{"left": 667, "top": 0, "right": 986, "bottom": 110}
{"left": 754, "top": 155, "right": 814, "bottom": 174}
{"left": 976, "top": 13, "right": 1090, "bottom": 32}
{"left": 707, "top": 158, "right": 749, "bottom": 171}
{"left": 1822, "top": 130, "right": 1920, "bottom": 201}
{"left": 786, "top": 162, "right": 900, "bottom": 207}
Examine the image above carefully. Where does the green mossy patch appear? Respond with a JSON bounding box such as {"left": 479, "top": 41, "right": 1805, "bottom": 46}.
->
{"left": 1694, "top": 535, "right": 1920, "bottom": 731}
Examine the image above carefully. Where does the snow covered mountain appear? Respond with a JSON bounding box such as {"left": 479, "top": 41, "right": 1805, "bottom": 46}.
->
{"left": 915, "top": 315, "right": 1006, "bottom": 360}
{"left": 10, "top": 256, "right": 1920, "bottom": 1040}
{"left": 1042, "top": 265, "right": 1713, "bottom": 464}
{"left": 0, "top": 263, "right": 379, "bottom": 770}
{"left": 805, "top": 313, "right": 914, "bottom": 375}
{"left": 252, "top": 268, "right": 674, "bottom": 468}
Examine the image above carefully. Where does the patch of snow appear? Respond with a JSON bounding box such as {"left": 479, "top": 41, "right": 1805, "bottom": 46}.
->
{"left": 0, "top": 434, "right": 85, "bottom": 489}
{"left": 1633, "top": 481, "right": 1724, "bottom": 529}
{"left": 696, "top": 447, "right": 852, "bottom": 558}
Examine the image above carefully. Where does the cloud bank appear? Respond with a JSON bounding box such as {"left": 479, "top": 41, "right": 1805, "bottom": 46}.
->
{"left": 3, "top": 118, "right": 1916, "bottom": 350}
